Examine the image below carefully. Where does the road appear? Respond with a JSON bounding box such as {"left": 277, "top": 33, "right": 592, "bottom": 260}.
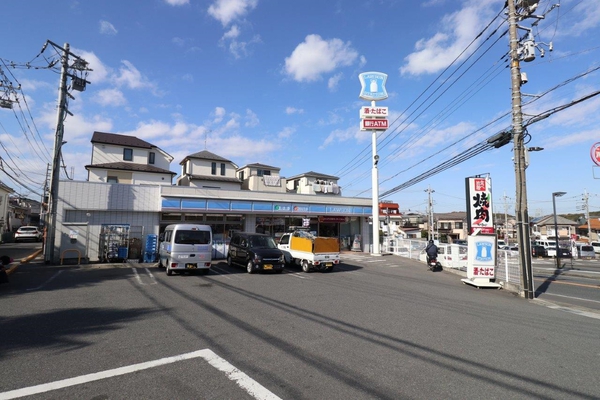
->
{"left": 1, "top": 249, "right": 599, "bottom": 399}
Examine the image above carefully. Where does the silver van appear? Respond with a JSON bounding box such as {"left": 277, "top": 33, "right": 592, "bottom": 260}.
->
{"left": 576, "top": 244, "right": 596, "bottom": 260}
{"left": 159, "top": 224, "right": 212, "bottom": 275}
{"left": 591, "top": 241, "right": 600, "bottom": 255}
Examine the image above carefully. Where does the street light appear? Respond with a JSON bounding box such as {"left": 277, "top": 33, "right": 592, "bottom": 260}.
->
{"left": 552, "top": 191, "right": 566, "bottom": 269}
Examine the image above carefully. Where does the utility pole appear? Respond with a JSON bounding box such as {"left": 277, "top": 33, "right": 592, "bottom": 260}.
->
{"left": 42, "top": 41, "right": 91, "bottom": 263}
{"left": 425, "top": 186, "right": 435, "bottom": 241}
{"left": 44, "top": 43, "right": 69, "bottom": 264}
{"left": 502, "top": 192, "right": 512, "bottom": 243}
{"left": 508, "top": 0, "right": 534, "bottom": 299}
{"left": 583, "top": 190, "right": 591, "bottom": 240}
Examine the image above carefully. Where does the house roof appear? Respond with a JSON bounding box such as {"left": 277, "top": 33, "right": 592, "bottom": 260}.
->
{"left": 238, "top": 163, "right": 280, "bottom": 171}
{"left": 435, "top": 211, "right": 467, "bottom": 221}
{"left": 85, "top": 162, "right": 176, "bottom": 175}
{"left": 531, "top": 215, "right": 579, "bottom": 226}
{"left": 182, "top": 150, "right": 233, "bottom": 164}
{"left": 92, "top": 131, "right": 153, "bottom": 148}
{"left": 0, "top": 180, "right": 14, "bottom": 194}
{"left": 91, "top": 131, "right": 174, "bottom": 161}
{"left": 578, "top": 218, "right": 600, "bottom": 230}
{"left": 286, "top": 171, "right": 340, "bottom": 181}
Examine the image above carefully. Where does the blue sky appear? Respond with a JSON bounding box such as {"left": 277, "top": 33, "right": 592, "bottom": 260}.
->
{"left": 1, "top": 0, "right": 599, "bottom": 217}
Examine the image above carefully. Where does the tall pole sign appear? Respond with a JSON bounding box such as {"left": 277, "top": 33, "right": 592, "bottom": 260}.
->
{"left": 359, "top": 72, "right": 388, "bottom": 256}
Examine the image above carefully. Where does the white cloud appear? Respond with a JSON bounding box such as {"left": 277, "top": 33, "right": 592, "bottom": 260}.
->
{"left": 72, "top": 49, "right": 111, "bottom": 84}
{"left": 328, "top": 73, "right": 343, "bottom": 91}
{"left": 284, "top": 34, "right": 359, "bottom": 82}
{"left": 558, "top": 1, "right": 600, "bottom": 36}
{"left": 245, "top": 109, "right": 259, "bottom": 127}
{"left": 94, "top": 88, "right": 127, "bottom": 107}
{"left": 164, "top": 0, "right": 189, "bottom": 5}
{"left": 222, "top": 33, "right": 261, "bottom": 59}
{"left": 172, "top": 37, "right": 185, "bottom": 47}
{"left": 113, "top": 60, "right": 156, "bottom": 92}
{"left": 213, "top": 107, "right": 226, "bottom": 123}
{"left": 223, "top": 25, "right": 240, "bottom": 40}
{"left": 277, "top": 126, "right": 296, "bottom": 138}
{"left": 285, "top": 107, "right": 304, "bottom": 115}
{"left": 207, "top": 0, "right": 258, "bottom": 27}
{"left": 541, "top": 127, "right": 600, "bottom": 149}
{"left": 320, "top": 126, "right": 367, "bottom": 149}
{"left": 99, "top": 20, "right": 117, "bottom": 35}
{"left": 400, "top": 1, "right": 500, "bottom": 76}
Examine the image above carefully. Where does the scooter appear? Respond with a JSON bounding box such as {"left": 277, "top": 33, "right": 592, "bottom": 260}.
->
{"left": 428, "top": 257, "right": 441, "bottom": 271}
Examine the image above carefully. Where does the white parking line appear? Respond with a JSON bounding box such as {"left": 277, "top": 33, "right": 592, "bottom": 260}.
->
{"left": 0, "top": 349, "right": 281, "bottom": 400}
{"left": 131, "top": 267, "right": 144, "bottom": 285}
{"left": 144, "top": 268, "right": 157, "bottom": 284}
{"left": 26, "top": 270, "right": 63, "bottom": 291}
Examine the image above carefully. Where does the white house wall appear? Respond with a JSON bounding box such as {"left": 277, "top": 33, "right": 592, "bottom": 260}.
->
{"left": 92, "top": 143, "right": 170, "bottom": 170}
{"left": 188, "top": 160, "right": 237, "bottom": 178}
{"left": 54, "top": 180, "right": 161, "bottom": 263}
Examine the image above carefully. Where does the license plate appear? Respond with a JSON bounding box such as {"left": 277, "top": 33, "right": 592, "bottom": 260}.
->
{"left": 325, "top": 263, "right": 333, "bottom": 267}
{"left": 185, "top": 264, "right": 197, "bottom": 269}
{"left": 263, "top": 264, "right": 273, "bottom": 270}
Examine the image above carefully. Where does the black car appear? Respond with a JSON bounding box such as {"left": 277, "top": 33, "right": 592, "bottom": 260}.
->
{"left": 227, "top": 232, "right": 285, "bottom": 274}
{"left": 531, "top": 245, "right": 547, "bottom": 257}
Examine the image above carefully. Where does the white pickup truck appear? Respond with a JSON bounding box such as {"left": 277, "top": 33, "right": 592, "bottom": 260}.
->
{"left": 278, "top": 231, "right": 340, "bottom": 272}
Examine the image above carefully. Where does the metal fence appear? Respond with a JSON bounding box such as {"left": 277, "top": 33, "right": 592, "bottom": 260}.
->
{"left": 382, "top": 237, "right": 523, "bottom": 290}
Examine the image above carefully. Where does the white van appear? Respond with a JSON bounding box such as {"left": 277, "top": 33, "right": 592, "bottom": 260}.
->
{"left": 158, "top": 224, "right": 212, "bottom": 275}
{"left": 591, "top": 242, "right": 600, "bottom": 255}
{"left": 576, "top": 244, "right": 596, "bottom": 259}
{"left": 535, "top": 240, "right": 557, "bottom": 257}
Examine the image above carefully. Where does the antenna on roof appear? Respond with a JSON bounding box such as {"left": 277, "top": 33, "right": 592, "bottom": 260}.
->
{"left": 204, "top": 129, "right": 212, "bottom": 150}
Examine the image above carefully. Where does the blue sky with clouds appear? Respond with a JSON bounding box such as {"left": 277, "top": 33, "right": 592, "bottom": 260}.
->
{"left": 1, "top": 0, "right": 599, "bottom": 217}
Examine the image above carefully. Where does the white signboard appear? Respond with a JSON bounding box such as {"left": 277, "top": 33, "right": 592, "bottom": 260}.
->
{"left": 466, "top": 235, "right": 496, "bottom": 280}
{"left": 360, "top": 106, "right": 388, "bottom": 118}
{"left": 465, "top": 176, "right": 494, "bottom": 234}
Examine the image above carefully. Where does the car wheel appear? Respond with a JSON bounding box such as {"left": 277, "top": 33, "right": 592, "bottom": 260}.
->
{"left": 325, "top": 266, "right": 334, "bottom": 273}
{"left": 276, "top": 269, "right": 283, "bottom": 274}
{"left": 301, "top": 260, "right": 310, "bottom": 273}
{"left": 166, "top": 262, "right": 173, "bottom": 276}
{"left": 227, "top": 255, "right": 233, "bottom": 267}
{"left": 246, "top": 260, "right": 254, "bottom": 274}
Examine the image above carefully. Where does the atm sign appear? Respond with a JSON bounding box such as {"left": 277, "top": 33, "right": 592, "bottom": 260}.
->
{"left": 361, "top": 119, "right": 388, "bottom": 130}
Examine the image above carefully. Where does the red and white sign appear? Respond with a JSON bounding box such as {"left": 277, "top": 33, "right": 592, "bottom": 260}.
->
{"left": 360, "top": 106, "right": 388, "bottom": 118}
{"left": 361, "top": 119, "right": 388, "bottom": 130}
{"left": 591, "top": 142, "right": 600, "bottom": 166}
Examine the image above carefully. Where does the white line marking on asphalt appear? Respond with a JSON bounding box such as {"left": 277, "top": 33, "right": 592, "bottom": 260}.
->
{"left": 144, "top": 268, "right": 157, "bottom": 284}
{"left": 542, "top": 293, "right": 600, "bottom": 304}
{"left": 288, "top": 273, "right": 309, "bottom": 279}
{"left": 0, "top": 349, "right": 281, "bottom": 400}
{"left": 26, "top": 270, "right": 63, "bottom": 291}
{"left": 543, "top": 304, "right": 600, "bottom": 320}
{"left": 131, "top": 268, "right": 144, "bottom": 285}
{"left": 209, "top": 265, "right": 234, "bottom": 279}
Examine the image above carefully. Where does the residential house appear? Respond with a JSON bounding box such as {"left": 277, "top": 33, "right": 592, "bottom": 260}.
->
{"left": 286, "top": 171, "right": 341, "bottom": 195}
{"left": 530, "top": 215, "right": 579, "bottom": 241}
{"left": 575, "top": 218, "right": 600, "bottom": 242}
{"left": 176, "top": 150, "right": 242, "bottom": 190}
{"left": 379, "top": 201, "right": 402, "bottom": 236}
{"left": 428, "top": 211, "right": 468, "bottom": 242}
{"left": 0, "top": 181, "right": 14, "bottom": 239}
{"left": 237, "top": 163, "right": 286, "bottom": 193}
{"left": 85, "top": 131, "right": 176, "bottom": 185}
{"left": 398, "top": 212, "right": 426, "bottom": 239}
